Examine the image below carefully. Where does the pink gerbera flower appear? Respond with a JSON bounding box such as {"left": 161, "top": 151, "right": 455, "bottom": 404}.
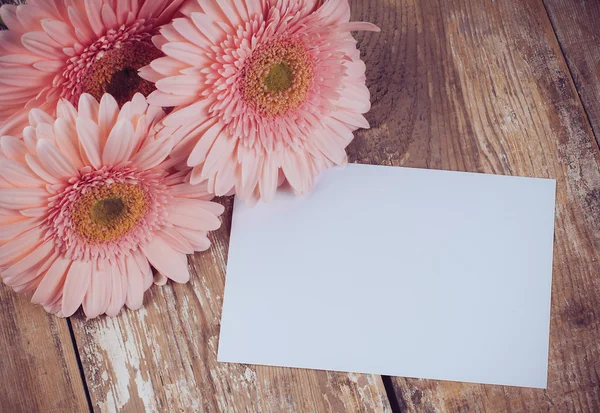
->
{"left": 0, "top": 0, "right": 185, "bottom": 136}
{"left": 0, "top": 93, "right": 224, "bottom": 318}
{"left": 140, "top": 0, "right": 379, "bottom": 202}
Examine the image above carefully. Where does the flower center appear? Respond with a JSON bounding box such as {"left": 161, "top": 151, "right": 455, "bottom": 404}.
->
{"left": 264, "top": 63, "right": 294, "bottom": 92}
{"left": 71, "top": 182, "right": 149, "bottom": 244}
{"left": 239, "top": 39, "right": 314, "bottom": 117}
{"left": 91, "top": 197, "right": 126, "bottom": 225}
{"left": 46, "top": 167, "right": 169, "bottom": 261}
{"left": 79, "top": 40, "right": 163, "bottom": 106}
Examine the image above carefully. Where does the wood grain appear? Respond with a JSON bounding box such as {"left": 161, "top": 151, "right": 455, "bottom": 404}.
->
{"left": 347, "top": 0, "right": 600, "bottom": 411}
{"left": 543, "top": 0, "right": 600, "bottom": 144}
{"left": 0, "top": 285, "right": 90, "bottom": 413}
{"left": 70, "top": 197, "right": 392, "bottom": 413}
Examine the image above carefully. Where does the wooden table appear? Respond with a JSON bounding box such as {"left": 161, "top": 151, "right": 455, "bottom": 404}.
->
{"left": 1, "top": 0, "right": 599, "bottom": 412}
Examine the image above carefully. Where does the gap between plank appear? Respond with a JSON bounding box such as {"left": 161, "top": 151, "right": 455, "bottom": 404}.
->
{"left": 67, "top": 318, "right": 94, "bottom": 413}
{"left": 540, "top": 0, "right": 600, "bottom": 150}
{"left": 382, "top": 375, "right": 404, "bottom": 413}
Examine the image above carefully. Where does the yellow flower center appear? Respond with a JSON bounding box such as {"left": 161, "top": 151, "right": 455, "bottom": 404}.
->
{"left": 239, "top": 39, "right": 314, "bottom": 117}
{"left": 71, "top": 182, "right": 149, "bottom": 243}
{"left": 80, "top": 40, "right": 163, "bottom": 106}
{"left": 264, "top": 62, "right": 294, "bottom": 92}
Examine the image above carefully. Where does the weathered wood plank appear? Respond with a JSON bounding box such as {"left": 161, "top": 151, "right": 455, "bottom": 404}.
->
{"left": 70, "top": 197, "right": 392, "bottom": 413}
{"left": 543, "top": 0, "right": 600, "bottom": 144}
{"left": 0, "top": 285, "right": 90, "bottom": 413}
{"left": 347, "top": 0, "right": 600, "bottom": 411}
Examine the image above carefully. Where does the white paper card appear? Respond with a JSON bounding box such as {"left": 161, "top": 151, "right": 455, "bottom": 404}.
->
{"left": 218, "top": 164, "right": 556, "bottom": 388}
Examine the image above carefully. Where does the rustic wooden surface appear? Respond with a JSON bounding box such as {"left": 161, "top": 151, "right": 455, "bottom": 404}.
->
{"left": 1, "top": 0, "right": 600, "bottom": 412}
{"left": 0, "top": 287, "right": 89, "bottom": 413}
{"left": 543, "top": 0, "right": 600, "bottom": 144}
{"left": 349, "top": 0, "right": 600, "bottom": 412}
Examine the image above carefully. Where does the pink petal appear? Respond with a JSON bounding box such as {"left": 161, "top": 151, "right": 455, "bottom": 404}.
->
{"left": 161, "top": 42, "right": 211, "bottom": 66}
{"left": 337, "top": 22, "right": 381, "bottom": 32}
{"left": 146, "top": 90, "right": 197, "bottom": 107}
{"left": 130, "top": 135, "right": 173, "bottom": 170}
{"left": 36, "top": 139, "right": 78, "bottom": 179}
{"left": 0, "top": 216, "right": 39, "bottom": 242}
{"left": 54, "top": 118, "right": 84, "bottom": 168}
{"left": 78, "top": 94, "right": 100, "bottom": 123}
{"left": 190, "top": 12, "right": 223, "bottom": 44}
{"left": 84, "top": 0, "right": 104, "bottom": 37}
{"left": 76, "top": 117, "right": 102, "bottom": 168}
{"left": 124, "top": 255, "right": 144, "bottom": 310}
{"left": 167, "top": 198, "right": 223, "bottom": 231}
{"left": 2, "top": 240, "right": 53, "bottom": 283}
{"left": 83, "top": 261, "right": 107, "bottom": 319}
{"left": 41, "top": 19, "right": 77, "bottom": 45}
{"left": 105, "top": 263, "right": 127, "bottom": 317}
{"left": 101, "top": 3, "right": 118, "bottom": 29}
{"left": 21, "top": 31, "right": 63, "bottom": 59}
{"left": 150, "top": 56, "right": 189, "bottom": 76}
{"left": 32, "top": 255, "right": 70, "bottom": 306}
{"left": 61, "top": 259, "right": 92, "bottom": 317}
{"left": 0, "top": 187, "right": 48, "bottom": 209}
{"left": 142, "top": 236, "right": 190, "bottom": 283}
{"left": 155, "top": 75, "right": 203, "bottom": 96}
{"left": 102, "top": 120, "right": 135, "bottom": 165}
{"left": 25, "top": 153, "right": 60, "bottom": 184}
{"left": 56, "top": 99, "right": 77, "bottom": 124}
{"left": 158, "top": 227, "right": 194, "bottom": 254}
{"left": 174, "top": 227, "right": 211, "bottom": 251}
{"left": 0, "top": 136, "right": 28, "bottom": 162}
{"left": 0, "top": 159, "right": 44, "bottom": 187}
{"left": 0, "top": 227, "right": 43, "bottom": 268}
{"left": 187, "top": 120, "right": 224, "bottom": 166}
{"left": 259, "top": 158, "right": 278, "bottom": 202}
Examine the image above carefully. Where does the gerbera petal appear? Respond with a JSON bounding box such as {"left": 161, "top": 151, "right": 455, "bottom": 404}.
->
{"left": 54, "top": 118, "right": 84, "bottom": 168}
{"left": 78, "top": 94, "right": 100, "bottom": 123}
{"left": 0, "top": 136, "right": 28, "bottom": 162}
{"left": 0, "top": 226, "right": 44, "bottom": 268}
{"left": 61, "top": 259, "right": 92, "bottom": 317}
{"left": 259, "top": 158, "right": 278, "bottom": 202}
{"left": 0, "top": 216, "right": 40, "bottom": 242}
{"left": 2, "top": 241, "right": 54, "bottom": 283}
{"left": 158, "top": 227, "right": 194, "bottom": 254}
{"left": 103, "top": 120, "right": 135, "bottom": 165}
{"left": 125, "top": 255, "right": 145, "bottom": 310}
{"left": 106, "top": 263, "right": 127, "bottom": 317}
{"left": 21, "top": 31, "right": 63, "bottom": 59}
{"left": 25, "top": 153, "right": 60, "bottom": 184}
{"left": 41, "top": 19, "right": 78, "bottom": 45}
{"left": 161, "top": 42, "right": 211, "bottom": 66}
{"left": 36, "top": 139, "right": 78, "bottom": 179}
{"left": 174, "top": 227, "right": 211, "bottom": 251}
{"left": 101, "top": 4, "right": 119, "bottom": 30}
{"left": 0, "top": 187, "right": 48, "bottom": 209}
{"left": 130, "top": 135, "right": 173, "bottom": 169}
{"left": 83, "top": 262, "right": 107, "bottom": 319}
{"left": 187, "top": 120, "right": 224, "bottom": 166}
{"left": 0, "top": 159, "right": 44, "bottom": 188}
{"left": 76, "top": 117, "right": 102, "bottom": 168}
{"left": 142, "top": 236, "right": 190, "bottom": 283}
{"left": 95, "top": 93, "right": 116, "bottom": 128}
{"left": 167, "top": 198, "right": 223, "bottom": 231}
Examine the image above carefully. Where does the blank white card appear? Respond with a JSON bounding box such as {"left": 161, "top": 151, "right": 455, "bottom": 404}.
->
{"left": 218, "top": 164, "right": 556, "bottom": 388}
